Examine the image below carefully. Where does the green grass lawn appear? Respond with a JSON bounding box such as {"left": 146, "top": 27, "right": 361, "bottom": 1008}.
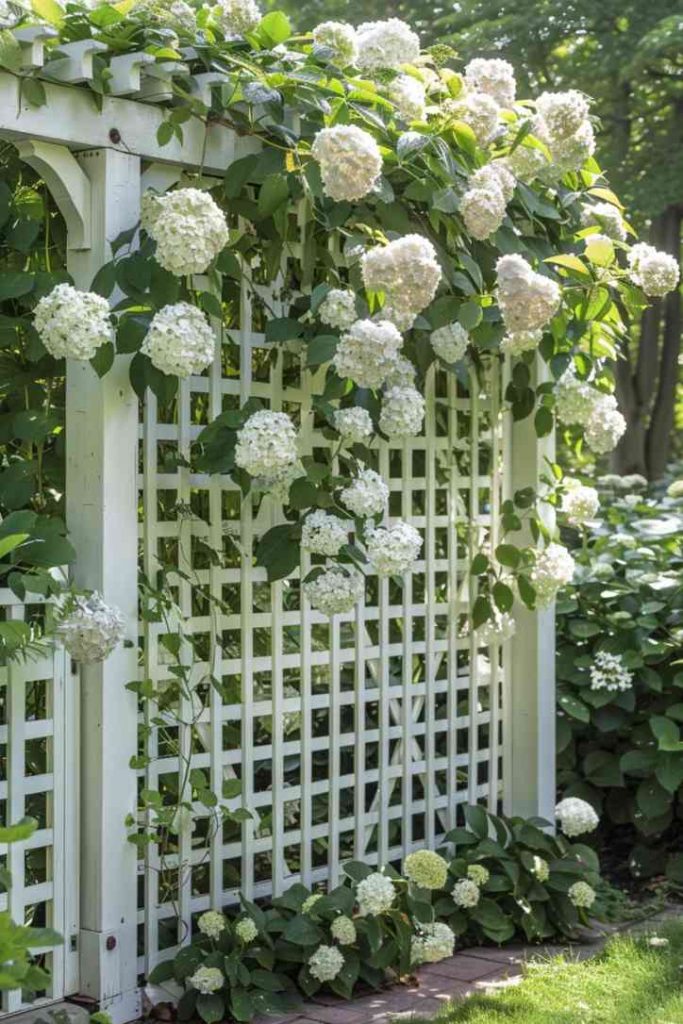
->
{"left": 414, "top": 918, "right": 683, "bottom": 1024}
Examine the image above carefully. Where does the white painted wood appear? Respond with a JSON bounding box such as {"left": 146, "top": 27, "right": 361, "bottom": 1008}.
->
{"left": 43, "top": 40, "right": 108, "bottom": 83}
{"left": 14, "top": 140, "right": 91, "bottom": 249}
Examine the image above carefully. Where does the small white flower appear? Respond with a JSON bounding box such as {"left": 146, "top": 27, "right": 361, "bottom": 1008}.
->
{"left": 500, "top": 329, "right": 543, "bottom": 357}
{"left": 330, "top": 915, "right": 357, "bottom": 946}
{"left": 531, "top": 542, "right": 575, "bottom": 607}
{"left": 476, "top": 610, "right": 516, "bottom": 645}
{"left": 404, "top": 850, "right": 449, "bottom": 890}
{"left": 464, "top": 57, "right": 516, "bottom": 108}
{"left": 628, "top": 243, "right": 680, "bottom": 297}
{"left": 308, "top": 944, "right": 345, "bottom": 983}
{"left": 356, "top": 872, "right": 396, "bottom": 916}
{"left": 312, "top": 21, "right": 358, "bottom": 65}
{"left": 467, "top": 864, "right": 490, "bottom": 886}
{"left": 532, "top": 856, "right": 550, "bottom": 883}
{"left": 362, "top": 234, "right": 441, "bottom": 318}
{"left": 188, "top": 965, "right": 224, "bottom": 994}
{"left": 141, "top": 302, "right": 215, "bottom": 378}
{"left": 334, "top": 319, "right": 403, "bottom": 389}
{"left": 555, "top": 797, "right": 599, "bottom": 838}
{"left": 589, "top": 651, "right": 633, "bottom": 693}
{"left": 366, "top": 521, "right": 422, "bottom": 576}
{"left": 496, "top": 255, "right": 561, "bottom": 333}
{"left": 334, "top": 407, "right": 374, "bottom": 445}
{"left": 33, "top": 284, "right": 112, "bottom": 361}
{"left": 568, "top": 881, "right": 596, "bottom": 909}
{"left": 562, "top": 479, "right": 600, "bottom": 526}
{"left": 379, "top": 386, "right": 425, "bottom": 438}
{"left": 312, "top": 125, "right": 383, "bottom": 203}
{"left": 318, "top": 289, "right": 357, "bottom": 330}
{"left": 452, "top": 878, "right": 480, "bottom": 908}
{"left": 647, "top": 936, "right": 669, "bottom": 948}
{"left": 214, "top": 0, "right": 260, "bottom": 35}
{"left": 197, "top": 910, "right": 226, "bottom": 940}
{"left": 304, "top": 567, "right": 365, "bottom": 616}
{"left": 390, "top": 74, "right": 426, "bottom": 122}
{"left": 411, "top": 922, "right": 456, "bottom": 965}
{"left": 355, "top": 18, "right": 420, "bottom": 72}
{"left": 431, "top": 322, "right": 469, "bottom": 364}
{"left": 234, "top": 410, "right": 298, "bottom": 478}
{"left": 146, "top": 188, "right": 228, "bottom": 276}
{"left": 301, "top": 510, "right": 349, "bottom": 557}
{"left": 235, "top": 917, "right": 258, "bottom": 943}
{"left": 461, "top": 185, "right": 506, "bottom": 240}
{"left": 340, "top": 468, "right": 389, "bottom": 518}
{"left": 57, "top": 593, "right": 125, "bottom": 664}
{"left": 536, "top": 91, "right": 590, "bottom": 141}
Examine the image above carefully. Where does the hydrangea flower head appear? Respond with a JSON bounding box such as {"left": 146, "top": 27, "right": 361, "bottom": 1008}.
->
{"left": 356, "top": 871, "right": 396, "bottom": 916}
{"left": 340, "top": 468, "right": 389, "bottom": 518}
{"left": 34, "top": 284, "right": 113, "bottom": 361}
{"left": 57, "top": 593, "right": 125, "bottom": 664}
{"left": 308, "top": 944, "right": 345, "bottom": 983}
{"left": 312, "top": 125, "right": 383, "bottom": 202}
{"left": 312, "top": 21, "right": 358, "bottom": 65}
{"left": 301, "top": 510, "right": 349, "bottom": 557}
{"left": 334, "top": 319, "right": 402, "bottom": 389}
{"left": 355, "top": 18, "right": 420, "bottom": 71}
{"left": 568, "top": 881, "right": 596, "bottom": 908}
{"left": 562, "top": 479, "right": 600, "bottom": 526}
{"left": 496, "top": 255, "right": 561, "bottom": 332}
{"left": 235, "top": 916, "right": 258, "bottom": 943}
{"left": 464, "top": 57, "right": 516, "bottom": 108}
{"left": 411, "top": 922, "right": 456, "bottom": 965}
{"left": 362, "top": 234, "right": 441, "bottom": 317}
{"left": 555, "top": 797, "right": 599, "bottom": 837}
{"left": 628, "top": 243, "right": 680, "bottom": 297}
{"left": 334, "top": 407, "right": 374, "bottom": 445}
{"left": 318, "top": 288, "right": 357, "bottom": 330}
{"left": 379, "top": 386, "right": 425, "bottom": 438}
{"left": 589, "top": 651, "right": 633, "bottom": 692}
{"left": 304, "top": 567, "right": 364, "bottom": 616}
{"left": 390, "top": 74, "right": 426, "bottom": 121}
{"left": 467, "top": 864, "right": 490, "bottom": 886}
{"left": 214, "top": 0, "right": 261, "bottom": 35}
{"left": 146, "top": 188, "right": 228, "bottom": 276}
{"left": 451, "top": 878, "right": 480, "bottom": 908}
{"left": 330, "top": 915, "right": 357, "bottom": 945}
{"left": 141, "top": 302, "right": 215, "bottom": 378}
{"left": 366, "top": 521, "right": 422, "bottom": 576}
{"left": 188, "top": 965, "right": 224, "bottom": 994}
{"left": 431, "top": 322, "right": 469, "bottom": 364}
{"left": 403, "top": 849, "right": 449, "bottom": 890}
{"left": 197, "top": 910, "right": 226, "bottom": 939}
{"left": 234, "top": 410, "right": 298, "bottom": 478}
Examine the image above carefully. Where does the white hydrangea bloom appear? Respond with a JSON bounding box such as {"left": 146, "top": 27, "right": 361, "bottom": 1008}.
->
{"left": 356, "top": 872, "right": 396, "bottom": 916}
{"left": 536, "top": 90, "right": 590, "bottom": 140}
{"left": 141, "top": 302, "right": 215, "bottom": 378}
{"left": 197, "top": 910, "right": 226, "bottom": 939}
{"left": 584, "top": 395, "right": 626, "bottom": 454}
{"left": 302, "top": 893, "right": 323, "bottom": 914}
{"left": 362, "top": 234, "right": 441, "bottom": 317}
{"left": 390, "top": 74, "right": 426, "bottom": 121}
{"left": 627, "top": 243, "right": 680, "bottom": 297}
{"left": 33, "top": 284, "right": 113, "bottom": 361}
{"left": 443, "top": 92, "right": 500, "bottom": 146}
{"left": 330, "top": 915, "right": 357, "bottom": 946}
{"left": 464, "top": 58, "right": 516, "bottom": 108}
{"left": 334, "top": 319, "right": 402, "bottom": 389}
{"left": 502, "top": 144, "right": 549, "bottom": 183}
{"left": 532, "top": 856, "right": 550, "bottom": 883}
{"left": 403, "top": 850, "right": 448, "bottom": 890}
{"left": 312, "top": 21, "right": 358, "bottom": 65}
{"left": 584, "top": 233, "right": 615, "bottom": 267}
{"left": 379, "top": 386, "right": 425, "bottom": 438}
{"left": 452, "top": 878, "right": 480, "bottom": 908}
{"left": 57, "top": 593, "right": 125, "bottom": 664}
{"left": 500, "top": 328, "right": 543, "bottom": 357}
{"left": 496, "top": 255, "right": 561, "bottom": 332}
{"left": 384, "top": 355, "right": 417, "bottom": 388}
{"left": 140, "top": 190, "right": 163, "bottom": 235}
{"left": 255, "top": 460, "right": 305, "bottom": 502}
{"left": 235, "top": 917, "right": 258, "bottom": 943}
{"left": 581, "top": 201, "right": 627, "bottom": 242}
{"left": 553, "top": 368, "right": 595, "bottom": 425}
{"left": 470, "top": 161, "right": 516, "bottom": 203}
{"left": 366, "top": 521, "right": 422, "bottom": 576}
{"left": 188, "top": 966, "right": 224, "bottom": 994}
{"left": 589, "top": 651, "right": 633, "bottom": 693}
{"left": 301, "top": 510, "right": 349, "bottom": 556}
{"left": 334, "top": 407, "right": 374, "bottom": 444}
{"left": 340, "top": 468, "right": 389, "bottom": 518}
{"left": 647, "top": 936, "right": 669, "bottom": 948}
{"left": 234, "top": 410, "right": 298, "bottom": 478}
{"left": 304, "top": 567, "right": 364, "bottom": 616}
{"left": 311, "top": 125, "right": 383, "bottom": 202}
{"left": 568, "top": 881, "right": 596, "bottom": 909}
{"left": 431, "top": 322, "right": 469, "bottom": 364}
{"left": 318, "top": 288, "right": 357, "bottom": 330}
{"left": 214, "top": 0, "right": 261, "bottom": 35}
{"left": 563, "top": 479, "right": 599, "bottom": 526}
{"left": 147, "top": 188, "right": 228, "bottom": 276}
{"left": 531, "top": 542, "right": 575, "bottom": 607}
{"left": 168, "top": 1, "right": 197, "bottom": 29}
{"left": 461, "top": 185, "right": 506, "bottom": 240}
{"left": 355, "top": 18, "right": 420, "bottom": 72}
{"left": 555, "top": 797, "right": 599, "bottom": 838}
{"left": 411, "top": 922, "right": 456, "bottom": 966}
{"left": 467, "top": 864, "right": 490, "bottom": 886}
{"left": 548, "top": 121, "right": 596, "bottom": 172}
{"left": 476, "top": 610, "right": 516, "bottom": 645}
{"left": 380, "top": 305, "right": 416, "bottom": 334}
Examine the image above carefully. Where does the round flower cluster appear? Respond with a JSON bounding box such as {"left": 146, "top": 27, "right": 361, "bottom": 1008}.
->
{"left": 308, "top": 945, "right": 345, "bottom": 983}
{"left": 461, "top": 184, "right": 506, "bottom": 240}
{"left": 386, "top": 356, "right": 417, "bottom": 388}
{"left": 301, "top": 510, "right": 349, "bottom": 557}
{"left": 534, "top": 90, "right": 595, "bottom": 172}
{"left": 330, "top": 915, "right": 356, "bottom": 946}
{"left": 355, "top": 18, "right": 420, "bottom": 71}
{"left": 531, "top": 542, "right": 576, "bottom": 607}
{"left": 403, "top": 850, "right": 448, "bottom": 890}
{"left": 362, "top": 234, "right": 441, "bottom": 318}
{"left": 214, "top": 0, "right": 261, "bottom": 35}
{"left": 366, "top": 521, "right": 422, "bottom": 576}
{"left": 146, "top": 188, "right": 228, "bottom": 276}
{"left": 553, "top": 368, "right": 595, "bottom": 425}
{"left": 312, "top": 125, "right": 383, "bottom": 203}
{"left": 589, "top": 651, "right": 633, "bottom": 693}
{"left": 451, "top": 878, "right": 480, "bottom": 908}
{"left": 57, "top": 593, "right": 125, "bottom": 664}
{"left": 562, "top": 479, "right": 600, "bottom": 526}
{"left": 532, "top": 856, "right": 550, "bottom": 883}
{"left": 340, "top": 468, "right": 389, "bottom": 518}
{"left": 188, "top": 966, "right": 224, "bottom": 994}
{"left": 500, "top": 329, "right": 543, "bottom": 357}
{"left": 568, "top": 881, "right": 596, "bottom": 909}
{"left": 467, "top": 864, "right": 490, "bottom": 887}
{"left": 234, "top": 410, "right": 298, "bottom": 478}
{"left": 470, "top": 162, "right": 516, "bottom": 203}
{"left": 584, "top": 395, "right": 627, "bottom": 454}
{"left": 141, "top": 302, "right": 215, "bottom": 378}
{"left": 464, "top": 57, "right": 516, "bottom": 108}
{"left": 235, "top": 917, "right": 258, "bottom": 943}
{"left": 496, "top": 255, "right": 561, "bottom": 333}
{"left": 197, "top": 910, "right": 226, "bottom": 939}
{"left": 168, "top": 1, "right": 196, "bottom": 29}
{"left": 555, "top": 797, "right": 599, "bottom": 838}
{"left": 334, "top": 407, "right": 373, "bottom": 445}
{"left": 431, "top": 322, "right": 469, "bottom": 364}
{"left": 312, "top": 21, "right": 358, "bottom": 65}
{"left": 503, "top": 143, "right": 549, "bottom": 183}
{"left": 410, "top": 922, "right": 456, "bottom": 966}
{"left": 356, "top": 872, "right": 396, "bottom": 916}
{"left": 549, "top": 121, "right": 596, "bottom": 173}
{"left": 318, "top": 288, "right": 357, "bottom": 330}
{"left": 302, "top": 893, "right": 323, "bottom": 914}
{"left": 581, "top": 201, "right": 627, "bottom": 242}
{"left": 444, "top": 92, "right": 500, "bottom": 146}
{"left": 33, "top": 284, "right": 113, "bottom": 361}
{"left": 304, "top": 567, "right": 364, "bottom": 616}
{"left": 477, "top": 610, "right": 516, "bottom": 645}
{"left": 334, "top": 319, "right": 402, "bottom": 389}
{"left": 390, "top": 74, "right": 426, "bottom": 122}
{"left": 379, "top": 386, "right": 425, "bottom": 438}
{"left": 627, "top": 243, "right": 680, "bottom": 297}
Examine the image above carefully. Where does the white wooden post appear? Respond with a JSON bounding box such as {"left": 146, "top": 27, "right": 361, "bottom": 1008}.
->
{"left": 65, "top": 148, "right": 141, "bottom": 1023}
{"left": 505, "top": 359, "right": 556, "bottom": 822}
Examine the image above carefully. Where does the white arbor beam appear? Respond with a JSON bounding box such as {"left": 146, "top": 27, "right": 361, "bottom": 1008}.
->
{"left": 14, "top": 140, "right": 91, "bottom": 249}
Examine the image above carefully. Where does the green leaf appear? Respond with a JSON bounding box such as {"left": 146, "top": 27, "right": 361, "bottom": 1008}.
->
{"left": 258, "top": 174, "right": 289, "bottom": 218}
{"left": 636, "top": 778, "right": 671, "bottom": 819}
{"left": 282, "top": 914, "right": 323, "bottom": 946}
{"left": 0, "top": 30, "right": 23, "bottom": 72}
{"left": 32, "top": 0, "right": 64, "bottom": 24}
{"left": 655, "top": 753, "right": 683, "bottom": 794}
{"left": 307, "top": 335, "right": 338, "bottom": 368}
{"left": 0, "top": 272, "right": 34, "bottom": 301}
{"left": 21, "top": 77, "right": 47, "bottom": 109}
{"left": 458, "top": 302, "right": 482, "bottom": 331}
{"left": 90, "top": 342, "right": 115, "bottom": 378}
{"left": 558, "top": 693, "right": 590, "bottom": 723}
{"left": 0, "top": 533, "right": 29, "bottom": 560}
{"left": 463, "top": 803, "right": 489, "bottom": 839}
{"left": 535, "top": 405, "right": 554, "bottom": 438}
{"left": 544, "top": 254, "right": 590, "bottom": 277}
{"left": 0, "top": 817, "right": 37, "bottom": 843}
{"left": 650, "top": 715, "right": 683, "bottom": 752}
{"left": 256, "top": 10, "right": 291, "bottom": 45}
{"left": 255, "top": 524, "right": 300, "bottom": 582}
{"left": 665, "top": 853, "right": 683, "bottom": 883}
{"left": 196, "top": 995, "right": 224, "bottom": 1024}
{"left": 495, "top": 544, "right": 520, "bottom": 569}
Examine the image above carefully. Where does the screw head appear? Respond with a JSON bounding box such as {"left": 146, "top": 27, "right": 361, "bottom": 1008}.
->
{"left": 106, "top": 935, "right": 117, "bottom": 951}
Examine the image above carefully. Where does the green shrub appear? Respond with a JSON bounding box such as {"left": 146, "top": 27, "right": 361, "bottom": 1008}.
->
{"left": 557, "top": 475, "right": 683, "bottom": 882}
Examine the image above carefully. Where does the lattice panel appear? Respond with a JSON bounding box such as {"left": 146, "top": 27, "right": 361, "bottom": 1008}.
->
{"left": 137, "top": 208, "right": 508, "bottom": 975}
{"left": 0, "top": 593, "right": 75, "bottom": 1013}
